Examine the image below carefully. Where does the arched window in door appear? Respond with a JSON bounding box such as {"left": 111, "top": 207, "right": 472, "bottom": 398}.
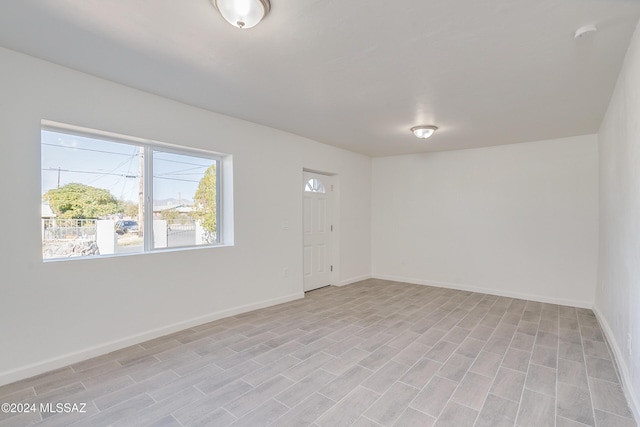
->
{"left": 304, "top": 178, "right": 325, "bottom": 193}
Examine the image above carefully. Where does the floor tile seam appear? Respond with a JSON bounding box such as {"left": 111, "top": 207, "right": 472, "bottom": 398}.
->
{"left": 424, "top": 319, "right": 481, "bottom": 361}
{"left": 188, "top": 385, "right": 208, "bottom": 404}
{"left": 494, "top": 309, "right": 534, "bottom": 426}
{"left": 357, "top": 380, "right": 394, "bottom": 417}
{"left": 31, "top": 412, "right": 45, "bottom": 426}
{"left": 467, "top": 362, "right": 498, "bottom": 381}
{"left": 557, "top": 349, "right": 588, "bottom": 363}
{"left": 556, "top": 414, "right": 592, "bottom": 427}
{"left": 405, "top": 373, "right": 460, "bottom": 420}
{"left": 70, "top": 358, "right": 117, "bottom": 375}
{"left": 116, "top": 354, "right": 162, "bottom": 369}
{"left": 145, "top": 383, "right": 208, "bottom": 410}
{"left": 0, "top": 388, "right": 38, "bottom": 406}
{"left": 468, "top": 307, "right": 525, "bottom": 426}
{"left": 361, "top": 380, "right": 419, "bottom": 396}
{"left": 214, "top": 407, "right": 238, "bottom": 425}
{"left": 281, "top": 364, "right": 334, "bottom": 390}
{"left": 449, "top": 390, "right": 489, "bottom": 413}
{"left": 359, "top": 415, "right": 384, "bottom": 426}
{"left": 219, "top": 395, "right": 260, "bottom": 420}
{"left": 558, "top": 325, "right": 581, "bottom": 332}
{"left": 556, "top": 376, "right": 590, "bottom": 389}
{"left": 284, "top": 358, "right": 331, "bottom": 382}
{"left": 593, "top": 406, "right": 637, "bottom": 421}
{"left": 31, "top": 377, "right": 87, "bottom": 399}
{"left": 159, "top": 365, "right": 218, "bottom": 396}
{"left": 139, "top": 337, "right": 186, "bottom": 352}
{"left": 82, "top": 390, "right": 155, "bottom": 424}
{"left": 29, "top": 382, "right": 95, "bottom": 413}
{"left": 0, "top": 385, "right": 38, "bottom": 402}
{"left": 219, "top": 376, "right": 293, "bottom": 419}
{"left": 265, "top": 392, "right": 332, "bottom": 426}
{"left": 558, "top": 311, "right": 579, "bottom": 318}
{"left": 396, "top": 375, "right": 426, "bottom": 392}
{"left": 592, "top": 331, "right": 626, "bottom": 389}
{"left": 110, "top": 344, "right": 147, "bottom": 360}
{"left": 271, "top": 391, "right": 298, "bottom": 410}
{"left": 176, "top": 337, "right": 221, "bottom": 352}
{"left": 580, "top": 351, "right": 612, "bottom": 362}
{"left": 30, "top": 375, "right": 89, "bottom": 398}
{"left": 528, "top": 359, "right": 560, "bottom": 371}
{"left": 0, "top": 407, "right": 41, "bottom": 426}
{"left": 316, "top": 377, "right": 385, "bottom": 423}
{"left": 582, "top": 331, "right": 604, "bottom": 426}
{"left": 535, "top": 341, "right": 560, "bottom": 349}
{"left": 166, "top": 387, "right": 221, "bottom": 425}
{"left": 115, "top": 349, "right": 171, "bottom": 367}
{"left": 315, "top": 387, "right": 345, "bottom": 404}
{"left": 583, "top": 375, "right": 622, "bottom": 386}
{"left": 90, "top": 372, "right": 163, "bottom": 412}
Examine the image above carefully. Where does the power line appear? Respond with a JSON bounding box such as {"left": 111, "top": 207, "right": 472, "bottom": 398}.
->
{"left": 87, "top": 150, "right": 139, "bottom": 186}
{"left": 42, "top": 167, "right": 137, "bottom": 178}
{"left": 120, "top": 148, "right": 139, "bottom": 200}
{"left": 153, "top": 156, "right": 214, "bottom": 168}
{"left": 42, "top": 142, "right": 138, "bottom": 157}
{"left": 155, "top": 166, "right": 208, "bottom": 178}
{"left": 43, "top": 143, "right": 216, "bottom": 168}
{"left": 43, "top": 168, "right": 203, "bottom": 184}
{"left": 153, "top": 176, "right": 201, "bottom": 183}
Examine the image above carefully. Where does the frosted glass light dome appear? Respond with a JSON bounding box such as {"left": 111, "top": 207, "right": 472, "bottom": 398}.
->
{"left": 411, "top": 125, "right": 438, "bottom": 139}
{"left": 213, "top": 0, "right": 271, "bottom": 29}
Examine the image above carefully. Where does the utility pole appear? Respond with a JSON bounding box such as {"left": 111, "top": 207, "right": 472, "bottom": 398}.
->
{"left": 138, "top": 147, "right": 144, "bottom": 236}
{"left": 57, "top": 167, "right": 61, "bottom": 188}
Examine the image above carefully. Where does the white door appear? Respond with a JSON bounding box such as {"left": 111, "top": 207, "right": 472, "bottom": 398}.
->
{"left": 303, "top": 171, "right": 333, "bottom": 292}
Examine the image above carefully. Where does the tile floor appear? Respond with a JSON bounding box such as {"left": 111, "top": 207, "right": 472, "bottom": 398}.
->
{"left": 0, "top": 279, "right": 636, "bottom": 426}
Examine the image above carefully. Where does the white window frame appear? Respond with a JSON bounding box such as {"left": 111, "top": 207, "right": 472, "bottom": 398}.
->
{"left": 146, "top": 145, "right": 223, "bottom": 250}
{"left": 41, "top": 120, "right": 228, "bottom": 260}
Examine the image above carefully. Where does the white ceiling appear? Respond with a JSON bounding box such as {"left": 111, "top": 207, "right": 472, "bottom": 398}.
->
{"left": 1, "top": 0, "right": 639, "bottom": 156}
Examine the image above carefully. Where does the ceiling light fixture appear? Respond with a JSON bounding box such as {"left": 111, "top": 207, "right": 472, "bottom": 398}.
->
{"left": 574, "top": 24, "right": 597, "bottom": 39}
{"left": 411, "top": 125, "right": 438, "bottom": 139}
{"left": 212, "top": 0, "right": 271, "bottom": 29}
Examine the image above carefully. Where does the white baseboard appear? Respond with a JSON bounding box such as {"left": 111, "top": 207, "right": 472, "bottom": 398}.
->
{"left": 371, "top": 274, "right": 593, "bottom": 309}
{"left": 338, "top": 274, "right": 372, "bottom": 287}
{"left": 592, "top": 307, "right": 640, "bottom": 424}
{"left": 0, "top": 292, "right": 304, "bottom": 387}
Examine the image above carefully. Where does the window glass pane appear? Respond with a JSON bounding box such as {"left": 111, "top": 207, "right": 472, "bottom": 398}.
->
{"left": 152, "top": 151, "right": 218, "bottom": 249}
{"left": 305, "top": 178, "right": 325, "bottom": 193}
{"left": 42, "top": 126, "right": 226, "bottom": 261}
{"left": 41, "top": 130, "right": 144, "bottom": 259}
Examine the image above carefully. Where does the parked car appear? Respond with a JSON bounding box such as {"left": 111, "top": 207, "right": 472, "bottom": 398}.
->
{"left": 115, "top": 220, "right": 139, "bottom": 235}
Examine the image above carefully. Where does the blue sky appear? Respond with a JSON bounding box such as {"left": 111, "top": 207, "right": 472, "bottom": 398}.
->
{"left": 41, "top": 130, "right": 214, "bottom": 204}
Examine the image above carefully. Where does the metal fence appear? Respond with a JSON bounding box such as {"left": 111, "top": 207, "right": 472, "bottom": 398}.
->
{"left": 42, "top": 218, "right": 97, "bottom": 241}
{"left": 166, "top": 219, "right": 196, "bottom": 247}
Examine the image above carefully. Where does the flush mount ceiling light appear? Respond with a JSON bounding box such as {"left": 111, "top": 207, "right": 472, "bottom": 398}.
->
{"left": 411, "top": 125, "right": 438, "bottom": 139}
{"left": 574, "top": 24, "right": 597, "bottom": 39}
{"left": 212, "top": 0, "right": 271, "bottom": 29}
